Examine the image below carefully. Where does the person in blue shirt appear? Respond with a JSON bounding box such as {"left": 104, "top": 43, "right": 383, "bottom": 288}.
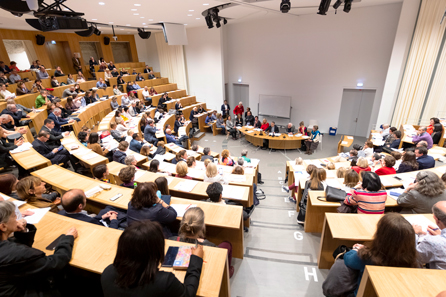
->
{"left": 205, "top": 112, "right": 213, "bottom": 125}
{"left": 342, "top": 213, "right": 419, "bottom": 295}
{"left": 143, "top": 119, "right": 158, "bottom": 146}
{"left": 132, "top": 82, "right": 141, "bottom": 90}
{"left": 129, "top": 133, "right": 143, "bottom": 153}
{"left": 96, "top": 78, "right": 107, "bottom": 89}
{"left": 211, "top": 111, "right": 217, "bottom": 121}
{"left": 165, "top": 128, "right": 183, "bottom": 148}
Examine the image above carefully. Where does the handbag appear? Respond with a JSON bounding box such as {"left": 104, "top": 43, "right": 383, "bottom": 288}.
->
{"left": 325, "top": 185, "right": 347, "bottom": 202}
{"left": 337, "top": 201, "right": 357, "bottom": 213}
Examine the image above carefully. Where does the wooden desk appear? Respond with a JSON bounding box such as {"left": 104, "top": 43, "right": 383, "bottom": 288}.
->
{"left": 25, "top": 107, "right": 47, "bottom": 134}
{"left": 318, "top": 213, "right": 435, "bottom": 269}
{"left": 305, "top": 191, "right": 399, "bottom": 234}
{"left": 337, "top": 135, "right": 354, "bottom": 153}
{"left": 107, "top": 161, "right": 251, "bottom": 207}
{"left": 32, "top": 212, "right": 230, "bottom": 297}
{"left": 240, "top": 126, "right": 306, "bottom": 150}
{"left": 10, "top": 135, "right": 52, "bottom": 171}
{"left": 357, "top": 266, "right": 446, "bottom": 297}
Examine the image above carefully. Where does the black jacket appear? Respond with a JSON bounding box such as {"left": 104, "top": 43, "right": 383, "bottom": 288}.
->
{"left": 0, "top": 224, "right": 74, "bottom": 297}
{"left": 266, "top": 125, "right": 279, "bottom": 133}
{"left": 127, "top": 202, "right": 177, "bottom": 238}
{"left": 113, "top": 150, "right": 127, "bottom": 164}
{"left": 153, "top": 146, "right": 166, "bottom": 156}
{"left": 0, "top": 137, "right": 17, "bottom": 168}
{"left": 101, "top": 255, "right": 202, "bottom": 297}
{"left": 32, "top": 139, "right": 57, "bottom": 159}
{"left": 245, "top": 115, "right": 254, "bottom": 126}
{"left": 54, "top": 70, "right": 64, "bottom": 77}
{"left": 40, "top": 125, "right": 63, "bottom": 148}
{"left": 58, "top": 210, "right": 119, "bottom": 229}
{"left": 1, "top": 109, "right": 24, "bottom": 127}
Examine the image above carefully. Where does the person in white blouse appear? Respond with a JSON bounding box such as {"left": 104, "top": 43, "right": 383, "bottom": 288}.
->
{"left": 362, "top": 140, "right": 374, "bottom": 158}
{"left": 121, "top": 94, "right": 131, "bottom": 107}
{"left": 203, "top": 163, "right": 228, "bottom": 185}
{"left": 115, "top": 117, "right": 129, "bottom": 133}
{"left": 0, "top": 84, "right": 15, "bottom": 99}
{"left": 104, "top": 69, "right": 112, "bottom": 85}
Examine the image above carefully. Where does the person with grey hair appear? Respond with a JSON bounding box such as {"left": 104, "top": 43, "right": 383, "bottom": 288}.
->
{"left": 48, "top": 107, "right": 74, "bottom": 132}
{"left": 412, "top": 201, "right": 446, "bottom": 269}
{"left": 416, "top": 140, "right": 428, "bottom": 148}
{"left": 125, "top": 155, "right": 137, "bottom": 166}
{"left": 381, "top": 123, "right": 390, "bottom": 138}
{"left": 0, "top": 200, "right": 77, "bottom": 296}
{"left": 237, "top": 158, "right": 244, "bottom": 166}
{"left": 413, "top": 126, "right": 433, "bottom": 149}
{"left": 0, "top": 103, "right": 28, "bottom": 126}
{"left": 287, "top": 123, "right": 295, "bottom": 133}
{"left": 62, "top": 85, "right": 77, "bottom": 98}
{"left": 201, "top": 147, "right": 213, "bottom": 162}
{"left": 397, "top": 171, "right": 446, "bottom": 214}
{"left": 241, "top": 149, "right": 251, "bottom": 163}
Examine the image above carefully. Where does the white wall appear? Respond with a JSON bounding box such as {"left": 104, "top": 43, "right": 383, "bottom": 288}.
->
{"left": 133, "top": 34, "right": 161, "bottom": 72}
{"left": 376, "top": 0, "right": 420, "bottom": 126}
{"left": 184, "top": 26, "right": 225, "bottom": 111}
{"left": 224, "top": 3, "right": 403, "bottom": 133}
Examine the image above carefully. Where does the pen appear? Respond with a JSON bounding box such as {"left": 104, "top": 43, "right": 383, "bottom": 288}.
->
{"left": 431, "top": 228, "right": 439, "bottom": 231}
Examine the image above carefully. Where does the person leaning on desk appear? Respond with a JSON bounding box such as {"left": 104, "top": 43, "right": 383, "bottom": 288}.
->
{"left": 0, "top": 200, "right": 78, "bottom": 297}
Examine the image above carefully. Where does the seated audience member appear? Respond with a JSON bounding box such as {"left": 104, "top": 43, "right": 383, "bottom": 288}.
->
{"left": 296, "top": 167, "right": 326, "bottom": 223}
{"left": 54, "top": 66, "right": 64, "bottom": 77}
{"left": 351, "top": 157, "right": 371, "bottom": 174}
{"left": 260, "top": 118, "right": 269, "bottom": 131}
{"left": 115, "top": 117, "right": 128, "bottom": 134}
{"left": 348, "top": 149, "right": 359, "bottom": 166}
{"left": 216, "top": 113, "right": 226, "bottom": 134}
{"left": 0, "top": 200, "right": 77, "bottom": 296}
{"left": 412, "top": 126, "right": 433, "bottom": 149}
{"left": 93, "top": 164, "right": 110, "bottom": 183}
{"left": 16, "top": 176, "right": 60, "bottom": 212}
{"left": 298, "top": 121, "right": 308, "bottom": 136}
{"left": 40, "top": 118, "right": 65, "bottom": 148}
{"left": 113, "top": 84, "right": 122, "bottom": 95}
{"left": 59, "top": 189, "right": 121, "bottom": 228}
{"left": 50, "top": 76, "right": 59, "bottom": 87}
{"left": 235, "top": 114, "right": 243, "bottom": 128}
{"left": 101, "top": 220, "right": 202, "bottom": 297}
{"left": 88, "top": 132, "right": 111, "bottom": 157}
{"left": 113, "top": 141, "right": 129, "bottom": 164}
{"left": 119, "top": 166, "right": 136, "bottom": 189}
{"left": 391, "top": 151, "right": 402, "bottom": 170}
{"left": 0, "top": 61, "right": 10, "bottom": 73}
{"left": 205, "top": 112, "right": 213, "bottom": 125}
{"left": 0, "top": 73, "right": 9, "bottom": 87}
{"left": 427, "top": 117, "right": 441, "bottom": 135}
{"left": 154, "top": 176, "right": 171, "bottom": 202}
{"left": 172, "top": 150, "right": 187, "bottom": 165}
{"left": 143, "top": 119, "right": 158, "bottom": 145}
{"left": 380, "top": 123, "right": 390, "bottom": 139}
{"left": 383, "top": 130, "right": 402, "bottom": 153}
{"left": 186, "top": 156, "right": 196, "bottom": 168}
{"left": 226, "top": 115, "right": 237, "bottom": 140}
{"left": 96, "top": 78, "right": 107, "bottom": 89}
{"left": 66, "top": 73, "right": 75, "bottom": 84}
{"left": 245, "top": 111, "right": 254, "bottom": 126}
{"left": 413, "top": 201, "right": 446, "bottom": 269}
{"left": 170, "top": 207, "right": 234, "bottom": 277}
{"left": 343, "top": 172, "right": 387, "bottom": 214}
{"left": 374, "top": 155, "right": 396, "bottom": 176}
{"left": 416, "top": 140, "right": 428, "bottom": 148}
{"left": 31, "top": 79, "right": 44, "bottom": 94}
{"left": 148, "top": 159, "right": 166, "bottom": 175}
{"left": 253, "top": 116, "right": 261, "bottom": 129}
{"left": 342, "top": 169, "right": 360, "bottom": 191}
{"left": 76, "top": 72, "right": 86, "bottom": 84}
{"left": 78, "top": 131, "right": 89, "bottom": 147}
{"left": 110, "top": 96, "right": 119, "bottom": 110}
{"left": 205, "top": 182, "right": 226, "bottom": 205}
{"left": 201, "top": 147, "right": 214, "bottom": 162}
{"left": 129, "top": 133, "right": 143, "bottom": 153}
{"left": 165, "top": 128, "right": 183, "bottom": 147}
{"left": 232, "top": 165, "right": 244, "bottom": 175}
{"left": 16, "top": 81, "right": 30, "bottom": 96}
{"left": 360, "top": 140, "right": 374, "bottom": 158}
{"left": 415, "top": 146, "right": 435, "bottom": 170}
{"left": 36, "top": 66, "right": 49, "bottom": 80}
{"left": 0, "top": 84, "right": 15, "bottom": 100}
{"left": 396, "top": 151, "right": 418, "bottom": 173}
{"left": 432, "top": 123, "right": 443, "bottom": 145}
{"left": 148, "top": 71, "right": 156, "bottom": 79}
{"left": 8, "top": 69, "right": 21, "bottom": 84}
{"left": 32, "top": 130, "right": 71, "bottom": 166}
{"left": 142, "top": 86, "right": 152, "bottom": 105}
{"left": 338, "top": 213, "right": 418, "bottom": 296}
{"left": 110, "top": 122, "right": 125, "bottom": 142}
{"left": 175, "top": 161, "right": 191, "bottom": 179}
{"left": 65, "top": 96, "right": 79, "bottom": 114}
{"left": 286, "top": 122, "right": 295, "bottom": 133}
{"left": 304, "top": 125, "right": 321, "bottom": 155}
{"left": 1, "top": 103, "right": 28, "bottom": 126}
{"left": 9, "top": 61, "right": 19, "bottom": 72}
{"left": 125, "top": 155, "right": 138, "bottom": 167}
{"left": 153, "top": 141, "right": 166, "bottom": 156}
{"left": 48, "top": 108, "right": 74, "bottom": 132}
{"left": 397, "top": 171, "right": 446, "bottom": 213}
{"left": 241, "top": 149, "right": 251, "bottom": 163}
{"left": 127, "top": 182, "right": 177, "bottom": 237}
{"left": 220, "top": 149, "right": 235, "bottom": 166}
{"left": 265, "top": 121, "right": 279, "bottom": 134}
{"left": 204, "top": 163, "right": 228, "bottom": 184}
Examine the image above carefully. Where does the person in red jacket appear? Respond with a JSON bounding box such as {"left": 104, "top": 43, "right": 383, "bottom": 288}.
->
{"left": 233, "top": 101, "right": 244, "bottom": 117}
{"left": 374, "top": 155, "right": 396, "bottom": 176}
{"left": 260, "top": 118, "right": 269, "bottom": 131}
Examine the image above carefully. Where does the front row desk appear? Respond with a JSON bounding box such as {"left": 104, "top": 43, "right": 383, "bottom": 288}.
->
{"left": 239, "top": 126, "right": 308, "bottom": 150}
{"left": 15, "top": 199, "right": 230, "bottom": 297}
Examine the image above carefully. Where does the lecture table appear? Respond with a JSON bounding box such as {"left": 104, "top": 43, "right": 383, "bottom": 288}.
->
{"left": 357, "top": 266, "right": 446, "bottom": 297}
{"left": 317, "top": 213, "right": 435, "bottom": 269}
{"left": 30, "top": 165, "right": 245, "bottom": 259}
{"left": 337, "top": 135, "right": 354, "bottom": 153}
{"left": 10, "top": 135, "right": 52, "bottom": 171}
{"left": 30, "top": 211, "right": 230, "bottom": 297}
{"left": 239, "top": 126, "right": 308, "bottom": 150}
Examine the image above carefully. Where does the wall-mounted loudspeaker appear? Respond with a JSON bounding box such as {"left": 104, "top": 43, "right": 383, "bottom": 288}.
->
{"left": 104, "top": 36, "right": 110, "bottom": 45}
{"left": 36, "top": 34, "right": 45, "bottom": 45}
{"left": 137, "top": 28, "right": 151, "bottom": 39}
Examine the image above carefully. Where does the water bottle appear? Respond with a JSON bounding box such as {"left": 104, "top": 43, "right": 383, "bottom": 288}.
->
{"left": 32, "top": 106, "right": 35, "bottom": 113}
{"left": 218, "top": 167, "right": 223, "bottom": 176}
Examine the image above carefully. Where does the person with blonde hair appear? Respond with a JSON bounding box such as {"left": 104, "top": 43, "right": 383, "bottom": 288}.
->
{"left": 175, "top": 161, "right": 191, "bottom": 179}
{"left": 297, "top": 168, "right": 327, "bottom": 224}
{"left": 16, "top": 176, "right": 60, "bottom": 213}
{"left": 326, "top": 162, "right": 335, "bottom": 170}
{"left": 170, "top": 207, "right": 235, "bottom": 277}
{"left": 351, "top": 157, "right": 371, "bottom": 174}
{"left": 295, "top": 157, "right": 303, "bottom": 165}
{"left": 220, "top": 149, "right": 235, "bottom": 166}
{"left": 343, "top": 169, "right": 360, "bottom": 190}
{"left": 336, "top": 167, "right": 346, "bottom": 178}
{"left": 203, "top": 159, "right": 212, "bottom": 168}
{"left": 204, "top": 163, "right": 228, "bottom": 184}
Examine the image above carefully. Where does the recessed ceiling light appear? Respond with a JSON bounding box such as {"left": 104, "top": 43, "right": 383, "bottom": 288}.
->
{"left": 126, "top": 24, "right": 131, "bottom": 26}
{"left": 196, "top": 18, "right": 200, "bottom": 20}
{"left": 109, "top": 22, "right": 113, "bottom": 24}
{"left": 92, "top": 19, "right": 97, "bottom": 21}
{"left": 203, "top": 3, "right": 209, "bottom": 5}
{"left": 142, "top": 23, "right": 146, "bottom": 25}
{"left": 131, "top": 9, "right": 137, "bottom": 11}
{"left": 187, "top": 14, "right": 192, "bottom": 16}
{"left": 120, "top": 29, "right": 124, "bottom": 30}
{"left": 99, "top": 2, "right": 105, "bottom": 5}
{"left": 134, "top": 4, "right": 141, "bottom": 6}
{"left": 189, "top": 10, "right": 194, "bottom": 12}
{"left": 184, "top": 24, "right": 188, "bottom": 25}
{"left": 133, "top": 13, "right": 139, "bottom": 15}
{"left": 148, "top": 19, "right": 153, "bottom": 21}
{"left": 144, "top": 26, "right": 148, "bottom": 27}
{"left": 140, "top": 17, "right": 144, "bottom": 18}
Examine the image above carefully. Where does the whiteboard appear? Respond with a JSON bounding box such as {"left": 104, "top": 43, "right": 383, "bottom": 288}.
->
{"left": 258, "top": 95, "right": 291, "bottom": 118}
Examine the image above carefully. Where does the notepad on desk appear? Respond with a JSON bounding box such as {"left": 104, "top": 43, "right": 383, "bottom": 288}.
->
{"left": 222, "top": 185, "right": 245, "bottom": 200}
{"left": 170, "top": 204, "right": 197, "bottom": 217}
{"left": 174, "top": 180, "right": 198, "bottom": 192}
{"left": 405, "top": 215, "right": 438, "bottom": 234}
{"left": 25, "top": 207, "right": 51, "bottom": 224}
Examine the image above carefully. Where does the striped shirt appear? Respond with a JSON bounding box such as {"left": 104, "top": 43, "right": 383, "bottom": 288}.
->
{"left": 343, "top": 189, "right": 387, "bottom": 214}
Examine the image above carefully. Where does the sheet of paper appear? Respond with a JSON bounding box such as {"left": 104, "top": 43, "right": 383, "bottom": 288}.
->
{"left": 166, "top": 177, "right": 174, "bottom": 185}
{"left": 186, "top": 170, "right": 203, "bottom": 179}
{"left": 405, "top": 136, "right": 413, "bottom": 143}
{"left": 83, "top": 153, "right": 98, "bottom": 160}
{"left": 11, "top": 200, "right": 26, "bottom": 208}
{"left": 25, "top": 207, "right": 51, "bottom": 224}
{"left": 85, "top": 186, "right": 103, "bottom": 198}
{"left": 295, "top": 134, "right": 303, "bottom": 137}
{"left": 134, "top": 170, "right": 146, "bottom": 182}
{"left": 228, "top": 175, "right": 247, "bottom": 182}
{"left": 341, "top": 141, "right": 348, "bottom": 145}
{"left": 174, "top": 180, "right": 199, "bottom": 192}
{"left": 380, "top": 178, "right": 394, "bottom": 187}
{"left": 244, "top": 167, "right": 255, "bottom": 174}
{"left": 292, "top": 165, "right": 305, "bottom": 171}
{"left": 325, "top": 179, "right": 342, "bottom": 189}
{"left": 301, "top": 136, "right": 310, "bottom": 139}
{"left": 347, "top": 136, "right": 353, "bottom": 140}
{"left": 61, "top": 139, "right": 75, "bottom": 145}
{"left": 222, "top": 185, "right": 245, "bottom": 200}
{"left": 250, "top": 159, "right": 260, "bottom": 167}
{"left": 405, "top": 215, "right": 438, "bottom": 233}
{"left": 154, "top": 154, "right": 165, "bottom": 161}
{"left": 72, "top": 149, "right": 91, "bottom": 156}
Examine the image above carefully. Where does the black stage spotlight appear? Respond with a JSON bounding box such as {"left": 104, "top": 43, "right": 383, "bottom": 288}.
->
{"left": 280, "top": 0, "right": 291, "bottom": 13}
{"left": 317, "top": 0, "right": 332, "bottom": 15}
{"left": 137, "top": 28, "right": 151, "bottom": 39}
{"left": 216, "top": 18, "right": 221, "bottom": 28}
{"left": 205, "top": 14, "right": 213, "bottom": 29}
{"left": 223, "top": 18, "right": 227, "bottom": 25}
{"left": 75, "top": 26, "right": 95, "bottom": 37}
{"left": 343, "top": 0, "right": 352, "bottom": 13}
{"left": 333, "top": 0, "right": 342, "bottom": 9}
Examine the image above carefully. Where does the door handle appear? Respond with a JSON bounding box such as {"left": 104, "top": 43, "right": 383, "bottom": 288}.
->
{"left": 355, "top": 118, "right": 358, "bottom": 123}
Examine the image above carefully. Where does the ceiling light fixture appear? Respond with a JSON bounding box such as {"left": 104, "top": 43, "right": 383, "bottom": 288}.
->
{"left": 131, "top": 9, "right": 137, "bottom": 11}
{"left": 203, "top": 3, "right": 209, "bottom": 5}
{"left": 134, "top": 4, "right": 141, "bottom": 6}
{"left": 333, "top": 0, "right": 342, "bottom": 9}
{"left": 148, "top": 19, "right": 153, "bottom": 21}
{"left": 99, "top": 2, "right": 105, "bottom": 5}
{"left": 133, "top": 13, "right": 139, "bottom": 15}
{"left": 187, "top": 14, "right": 192, "bottom": 16}
{"left": 92, "top": 18, "right": 97, "bottom": 20}
{"left": 280, "top": 0, "right": 291, "bottom": 13}
{"left": 343, "top": 0, "right": 352, "bottom": 12}
{"left": 205, "top": 13, "right": 213, "bottom": 29}
{"left": 196, "top": 18, "right": 200, "bottom": 20}
{"left": 317, "top": 0, "right": 331, "bottom": 15}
